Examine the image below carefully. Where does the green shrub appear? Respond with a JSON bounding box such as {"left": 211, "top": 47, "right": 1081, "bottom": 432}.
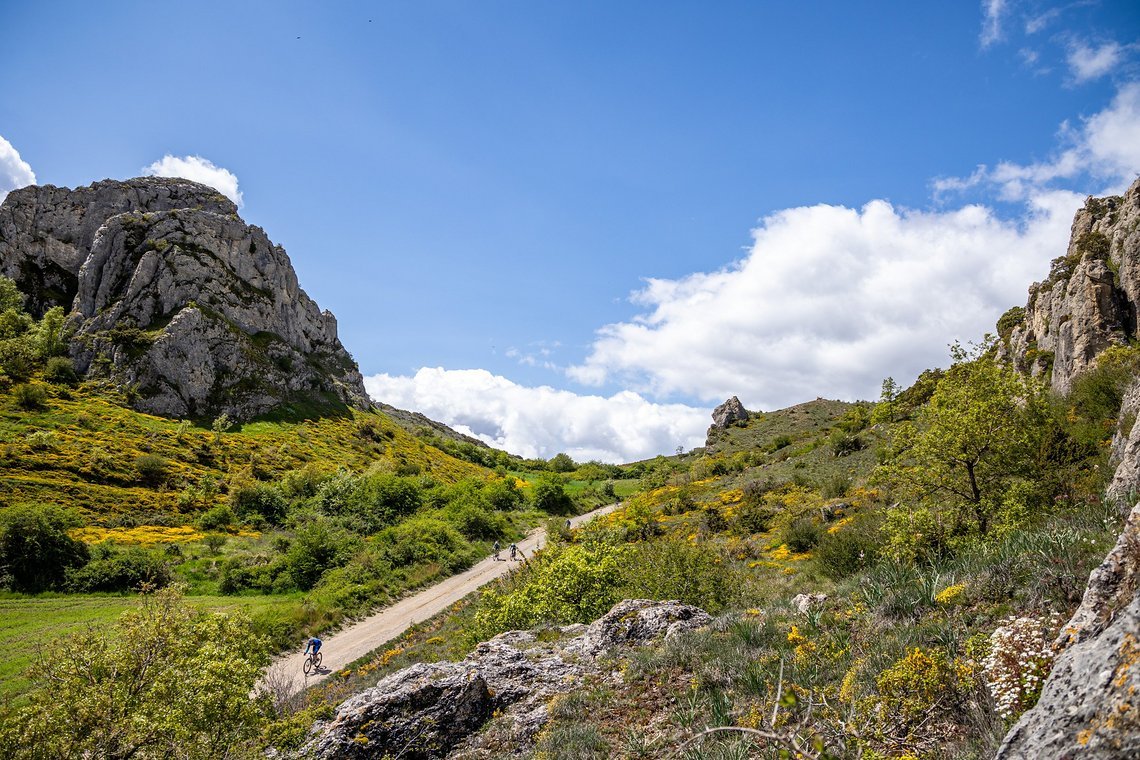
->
{"left": 820, "top": 472, "right": 851, "bottom": 499}
{"left": 484, "top": 477, "right": 526, "bottom": 511}
{"left": 230, "top": 481, "right": 288, "bottom": 525}
{"left": 447, "top": 502, "right": 508, "bottom": 540}
{"left": 197, "top": 505, "right": 236, "bottom": 531}
{"left": 285, "top": 518, "right": 360, "bottom": 590}
{"left": 472, "top": 541, "right": 628, "bottom": 638}
{"left": 378, "top": 517, "right": 471, "bottom": 570}
{"left": 814, "top": 520, "right": 882, "bottom": 579}
{"left": 0, "top": 504, "right": 89, "bottom": 592}
{"left": 829, "top": 429, "right": 863, "bottom": 457}
{"left": 203, "top": 533, "right": 227, "bottom": 554}
{"left": 548, "top": 452, "right": 576, "bottom": 472}
{"left": 0, "top": 588, "right": 268, "bottom": 759}
{"left": 531, "top": 477, "right": 574, "bottom": 514}
{"left": 334, "top": 471, "right": 423, "bottom": 533}
{"left": 66, "top": 546, "right": 172, "bottom": 592}
{"left": 42, "top": 356, "right": 78, "bottom": 386}
{"left": 621, "top": 539, "right": 736, "bottom": 612}
{"left": 783, "top": 518, "right": 823, "bottom": 553}
{"left": 13, "top": 382, "right": 47, "bottom": 410}
{"left": 134, "top": 454, "right": 170, "bottom": 486}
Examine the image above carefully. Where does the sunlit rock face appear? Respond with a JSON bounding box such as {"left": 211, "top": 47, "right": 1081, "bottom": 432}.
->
{"left": 0, "top": 177, "right": 370, "bottom": 420}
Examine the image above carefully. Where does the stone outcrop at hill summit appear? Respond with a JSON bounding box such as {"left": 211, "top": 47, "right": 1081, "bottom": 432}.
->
{"left": 706, "top": 395, "right": 750, "bottom": 444}
{"left": 0, "top": 177, "right": 370, "bottom": 420}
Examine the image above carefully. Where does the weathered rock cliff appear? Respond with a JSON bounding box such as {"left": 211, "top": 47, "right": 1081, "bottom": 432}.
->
{"left": 995, "top": 180, "right": 1140, "bottom": 757}
{"left": 1006, "top": 178, "right": 1140, "bottom": 394}
{"left": 0, "top": 177, "right": 370, "bottom": 420}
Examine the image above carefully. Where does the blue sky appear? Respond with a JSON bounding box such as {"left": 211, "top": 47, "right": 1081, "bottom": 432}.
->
{"left": 2, "top": 1, "right": 1139, "bottom": 462}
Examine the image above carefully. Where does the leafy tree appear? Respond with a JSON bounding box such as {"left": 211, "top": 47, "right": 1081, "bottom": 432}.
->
{"left": 0, "top": 505, "right": 89, "bottom": 592}
{"left": 340, "top": 471, "right": 423, "bottom": 533}
{"left": 876, "top": 343, "right": 1048, "bottom": 547}
{"left": 548, "top": 452, "right": 576, "bottom": 472}
{"left": 484, "top": 477, "right": 525, "bottom": 511}
{"left": 30, "top": 305, "right": 70, "bottom": 358}
{"left": 230, "top": 480, "right": 288, "bottom": 525}
{"left": 0, "top": 587, "right": 269, "bottom": 759}
{"left": 531, "top": 476, "right": 574, "bottom": 514}
{"left": 285, "top": 517, "right": 359, "bottom": 589}
{"left": 0, "top": 275, "right": 24, "bottom": 312}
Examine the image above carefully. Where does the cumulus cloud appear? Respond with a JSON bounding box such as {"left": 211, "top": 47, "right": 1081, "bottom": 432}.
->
{"left": 0, "top": 135, "right": 36, "bottom": 204}
{"left": 980, "top": 0, "right": 1007, "bottom": 48}
{"left": 565, "top": 189, "right": 1082, "bottom": 411}
{"left": 977, "top": 82, "right": 1140, "bottom": 199}
{"left": 142, "top": 155, "right": 243, "bottom": 206}
{"left": 568, "top": 83, "right": 1140, "bottom": 414}
{"left": 364, "top": 368, "right": 708, "bottom": 464}
{"left": 1067, "top": 40, "right": 1124, "bottom": 83}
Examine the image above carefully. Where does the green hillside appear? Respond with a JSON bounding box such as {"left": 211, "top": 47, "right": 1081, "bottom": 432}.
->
{"left": 299, "top": 348, "right": 1129, "bottom": 759}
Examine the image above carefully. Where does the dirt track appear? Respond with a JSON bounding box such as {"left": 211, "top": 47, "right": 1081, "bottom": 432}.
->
{"left": 262, "top": 502, "right": 622, "bottom": 698}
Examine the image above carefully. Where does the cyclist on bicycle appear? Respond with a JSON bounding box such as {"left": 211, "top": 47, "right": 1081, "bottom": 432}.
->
{"left": 304, "top": 636, "right": 322, "bottom": 657}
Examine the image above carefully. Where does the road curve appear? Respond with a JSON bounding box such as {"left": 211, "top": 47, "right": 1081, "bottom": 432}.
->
{"left": 262, "top": 502, "right": 623, "bottom": 698}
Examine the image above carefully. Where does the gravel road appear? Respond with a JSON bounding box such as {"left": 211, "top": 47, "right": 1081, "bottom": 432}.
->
{"left": 261, "top": 502, "right": 622, "bottom": 698}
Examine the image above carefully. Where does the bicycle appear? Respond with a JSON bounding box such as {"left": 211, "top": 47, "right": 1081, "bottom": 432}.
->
{"left": 303, "top": 649, "right": 323, "bottom": 675}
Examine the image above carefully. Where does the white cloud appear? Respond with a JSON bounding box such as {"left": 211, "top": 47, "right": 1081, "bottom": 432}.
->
{"left": 565, "top": 190, "right": 1082, "bottom": 411}
{"left": 938, "top": 82, "right": 1140, "bottom": 201}
{"left": 364, "top": 368, "right": 709, "bottom": 464}
{"left": 1025, "top": 8, "right": 1060, "bottom": 35}
{"left": 980, "top": 0, "right": 1007, "bottom": 48}
{"left": 0, "top": 135, "right": 36, "bottom": 204}
{"left": 142, "top": 155, "right": 243, "bottom": 207}
{"left": 1067, "top": 40, "right": 1124, "bottom": 83}
{"left": 568, "top": 84, "right": 1140, "bottom": 416}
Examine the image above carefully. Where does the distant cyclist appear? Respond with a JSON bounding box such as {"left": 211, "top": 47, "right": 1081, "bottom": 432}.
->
{"left": 493, "top": 540, "right": 501, "bottom": 560}
{"left": 509, "top": 543, "right": 518, "bottom": 561}
{"left": 304, "top": 636, "right": 322, "bottom": 658}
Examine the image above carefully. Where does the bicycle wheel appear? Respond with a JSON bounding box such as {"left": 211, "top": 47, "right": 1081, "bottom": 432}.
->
{"left": 303, "top": 657, "right": 313, "bottom": 675}
{"left": 314, "top": 651, "right": 323, "bottom": 669}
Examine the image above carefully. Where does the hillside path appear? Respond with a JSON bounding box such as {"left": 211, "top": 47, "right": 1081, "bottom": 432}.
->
{"left": 263, "top": 502, "right": 622, "bottom": 697}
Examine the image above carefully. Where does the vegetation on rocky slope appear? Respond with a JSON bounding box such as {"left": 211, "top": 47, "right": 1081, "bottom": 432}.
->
{"left": 267, "top": 341, "right": 1134, "bottom": 759}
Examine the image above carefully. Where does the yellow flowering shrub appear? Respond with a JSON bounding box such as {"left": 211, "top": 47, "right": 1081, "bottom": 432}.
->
{"left": 934, "top": 582, "right": 967, "bottom": 606}
{"left": 71, "top": 525, "right": 204, "bottom": 544}
{"left": 876, "top": 647, "right": 977, "bottom": 728}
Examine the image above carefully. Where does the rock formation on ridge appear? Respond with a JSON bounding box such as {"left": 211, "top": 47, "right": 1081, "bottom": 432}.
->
{"left": 994, "top": 179, "right": 1140, "bottom": 757}
{"left": 1005, "top": 178, "right": 1140, "bottom": 395}
{"left": 0, "top": 177, "right": 370, "bottom": 420}
{"left": 706, "top": 395, "right": 750, "bottom": 444}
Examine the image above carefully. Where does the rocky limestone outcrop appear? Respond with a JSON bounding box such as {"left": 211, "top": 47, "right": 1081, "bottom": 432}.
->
{"left": 706, "top": 395, "right": 750, "bottom": 444}
{"left": 1005, "top": 179, "right": 1140, "bottom": 394}
{"left": 995, "top": 505, "right": 1140, "bottom": 758}
{"left": 1107, "top": 380, "right": 1140, "bottom": 501}
{"left": 0, "top": 178, "right": 370, "bottom": 420}
{"left": 0, "top": 177, "right": 234, "bottom": 317}
{"left": 295, "top": 599, "right": 712, "bottom": 760}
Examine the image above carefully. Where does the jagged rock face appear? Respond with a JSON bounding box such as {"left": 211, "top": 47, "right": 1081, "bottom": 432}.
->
{"left": 297, "top": 600, "right": 712, "bottom": 759}
{"left": 1108, "top": 380, "right": 1140, "bottom": 501}
{"left": 0, "top": 177, "right": 235, "bottom": 317}
{"left": 706, "top": 395, "right": 749, "bottom": 444}
{"left": 1006, "top": 179, "right": 1140, "bottom": 394}
{"left": 0, "top": 178, "right": 370, "bottom": 420}
{"left": 995, "top": 506, "right": 1140, "bottom": 759}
